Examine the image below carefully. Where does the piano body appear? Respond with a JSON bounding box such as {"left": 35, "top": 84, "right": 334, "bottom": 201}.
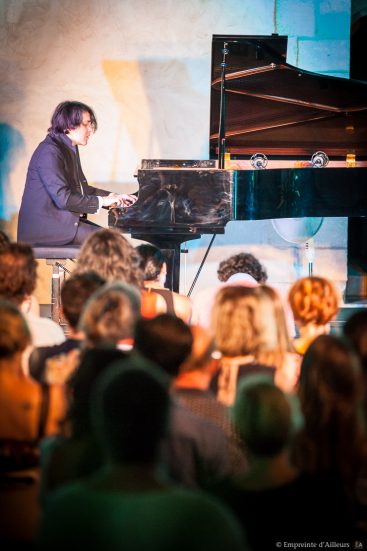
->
{"left": 109, "top": 34, "right": 367, "bottom": 292}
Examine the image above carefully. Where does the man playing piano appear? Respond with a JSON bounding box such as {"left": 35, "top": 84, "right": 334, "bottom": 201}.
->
{"left": 18, "top": 101, "right": 136, "bottom": 246}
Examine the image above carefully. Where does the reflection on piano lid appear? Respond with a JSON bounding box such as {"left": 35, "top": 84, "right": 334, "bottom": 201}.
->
{"left": 210, "top": 34, "right": 367, "bottom": 159}
{"left": 141, "top": 159, "right": 216, "bottom": 169}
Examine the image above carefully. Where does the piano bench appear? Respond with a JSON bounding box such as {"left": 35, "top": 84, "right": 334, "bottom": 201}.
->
{"left": 32, "top": 246, "right": 81, "bottom": 325}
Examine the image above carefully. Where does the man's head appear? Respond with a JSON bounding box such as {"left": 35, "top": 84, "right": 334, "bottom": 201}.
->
{"left": 134, "top": 314, "right": 193, "bottom": 378}
{"left": 0, "top": 243, "right": 37, "bottom": 305}
{"left": 48, "top": 101, "right": 97, "bottom": 146}
{"left": 92, "top": 356, "right": 170, "bottom": 465}
{"left": 61, "top": 272, "right": 106, "bottom": 330}
{"left": 217, "top": 252, "right": 267, "bottom": 284}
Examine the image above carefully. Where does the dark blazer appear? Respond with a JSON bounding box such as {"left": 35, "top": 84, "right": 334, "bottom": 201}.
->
{"left": 17, "top": 133, "right": 110, "bottom": 245}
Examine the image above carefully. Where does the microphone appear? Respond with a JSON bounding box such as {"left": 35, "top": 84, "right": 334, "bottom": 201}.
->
{"left": 250, "top": 153, "right": 268, "bottom": 170}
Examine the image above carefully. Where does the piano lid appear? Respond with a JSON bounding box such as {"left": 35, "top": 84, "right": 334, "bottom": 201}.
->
{"left": 209, "top": 34, "right": 367, "bottom": 159}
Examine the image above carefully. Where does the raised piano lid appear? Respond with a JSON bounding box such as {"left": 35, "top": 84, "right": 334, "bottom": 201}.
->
{"left": 210, "top": 34, "right": 367, "bottom": 159}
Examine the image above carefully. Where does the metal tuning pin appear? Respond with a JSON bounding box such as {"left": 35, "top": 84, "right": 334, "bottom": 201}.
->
{"left": 250, "top": 153, "right": 268, "bottom": 170}
{"left": 311, "top": 151, "right": 329, "bottom": 168}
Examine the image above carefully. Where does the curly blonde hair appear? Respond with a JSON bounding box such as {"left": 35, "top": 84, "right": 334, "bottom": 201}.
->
{"left": 288, "top": 276, "right": 339, "bottom": 328}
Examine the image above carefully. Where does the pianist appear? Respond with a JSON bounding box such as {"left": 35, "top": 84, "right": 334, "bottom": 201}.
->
{"left": 17, "top": 101, "right": 136, "bottom": 246}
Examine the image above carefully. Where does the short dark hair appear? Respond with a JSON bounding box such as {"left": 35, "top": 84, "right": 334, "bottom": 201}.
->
{"left": 61, "top": 272, "right": 106, "bottom": 329}
{"left": 93, "top": 356, "right": 170, "bottom": 464}
{"left": 217, "top": 253, "right": 267, "bottom": 283}
{"left": 0, "top": 243, "right": 37, "bottom": 304}
{"left": 134, "top": 314, "right": 193, "bottom": 377}
{"left": 48, "top": 101, "right": 97, "bottom": 134}
{"left": 136, "top": 244, "right": 165, "bottom": 281}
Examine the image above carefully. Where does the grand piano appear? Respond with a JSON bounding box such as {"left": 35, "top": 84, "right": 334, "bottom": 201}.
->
{"left": 109, "top": 34, "right": 367, "bottom": 291}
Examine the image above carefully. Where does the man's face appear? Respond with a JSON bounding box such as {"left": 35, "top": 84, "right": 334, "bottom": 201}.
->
{"left": 67, "top": 111, "right": 94, "bottom": 146}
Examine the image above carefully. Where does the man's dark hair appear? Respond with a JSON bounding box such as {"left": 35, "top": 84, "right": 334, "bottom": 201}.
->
{"left": 134, "top": 314, "right": 193, "bottom": 378}
{"left": 94, "top": 357, "right": 170, "bottom": 464}
{"left": 136, "top": 244, "right": 165, "bottom": 281}
{"left": 0, "top": 243, "right": 37, "bottom": 304}
{"left": 217, "top": 252, "right": 267, "bottom": 283}
{"left": 61, "top": 272, "right": 106, "bottom": 329}
{"left": 48, "top": 101, "right": 97, "bottom": 134}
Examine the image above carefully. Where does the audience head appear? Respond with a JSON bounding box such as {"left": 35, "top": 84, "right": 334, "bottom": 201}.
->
{"left": 74, "top": 229, "right": 143, "bottom": 288}
{"left": 136, "top": 244, "right": 166, "bottom": 284}
{"left": 0, "top": 243, "right": 37, "bottom": 305}
{"left": 48, "top": 101, "right": 97, "bottom": 134}
{"left": 93, "top": 356, "right": 170, "bottom": 464}
{"left": 288, "top": 276, "right": 339, "bottom": 329}
{"left": 233, "top": 376, "right": 295, "bottom": 458}
{"left": 343, "top": 310, "right": 367, "bottom": 363}
{"left": 217, "top": 252, "right": 267, "bottom": 284}
{"left": 295, "top": 334, "right": 365, "bottom": 480}
{"left": 67, "top": 348, "right": 127, "bottom": 438}
{"left": 0, "top": 300, "right": 31, "bottom": 359}
{"left": 179, "top": 325, "right": 216, "bottom": 374}
{"left": 80, "top": 282, "right": 141, "bottom": 347}
{"left": 134, "top": 314, "right": 193, "bottom": 377}
{"left": 212, "top": 285, "right": 276, "bottom": 358}
{"left": 61, "top": 272, "right": 106, "bottom": 330}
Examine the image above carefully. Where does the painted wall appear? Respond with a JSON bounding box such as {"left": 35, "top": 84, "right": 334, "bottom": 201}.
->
{"left": 0, "top": 0, "right": 352, "bottom": 301}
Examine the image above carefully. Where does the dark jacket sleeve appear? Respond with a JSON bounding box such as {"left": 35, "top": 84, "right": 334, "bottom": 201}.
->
{"left": 35, "top": 142, "right": 107, "bottom": 214}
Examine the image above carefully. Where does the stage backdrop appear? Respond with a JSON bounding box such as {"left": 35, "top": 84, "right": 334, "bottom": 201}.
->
{"left": 0, "top": 0, "right": 352, "bottom": 303}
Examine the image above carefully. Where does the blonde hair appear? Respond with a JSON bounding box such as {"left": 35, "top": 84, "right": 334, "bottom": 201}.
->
{"left": 74, "top": 229, "right": 143, "bottom": 288}
{"left": 212, "top": 286, "right": 274, "bottom": 358}
{"left": 288, "top": 276, "right": 339, "bottom": 328}
{"left": 255, "top": 285, "right": 293, "bottom": 371}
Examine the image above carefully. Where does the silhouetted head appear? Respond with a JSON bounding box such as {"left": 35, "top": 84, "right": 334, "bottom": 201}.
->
{"left": 134, "top": 314, "right": 193, "bottom": 377}
{"left": 92, "top": 355, "right": 170, "bottom": 464}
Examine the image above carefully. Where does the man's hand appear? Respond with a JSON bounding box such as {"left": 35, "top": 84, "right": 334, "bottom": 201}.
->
{"left": 117, "top": 194, "right": 138, "bottom": 207}
{"left": 102, "top": 193, "right": 137, "bottom": 208}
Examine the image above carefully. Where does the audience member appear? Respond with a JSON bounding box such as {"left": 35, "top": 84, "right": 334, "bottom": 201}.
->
{"left": 174, "top": 325, "right": 248, "bottom": 474}
{"left": 29, "top": 271, "right": 105, "bottom": 382}
{"left": 0, "top": 242, "right": 65, "bottom": 351}
{"left": 292, "top": 334, "right": 367, "bottom": 533}
{"left": 210, "top": 285, "right": 277, "bottom": 406}
{"left": 0, "top": 301, "right": 66, "bottom": 544}
{"left": 255, "top": 285, "right": 301, "bottom": 392}
{"left": 73, "top": 228, "right": 166, "bottom": 317}
{"left": 136, "top": 243, "right": 192, "bottom": 322}
{"left": 191, "top": 251, "right": 265, "bottom": 327}
{"left": 40, "top": 348, "right": 127, "bottom": 501}
{"left": 288, "top": 276, "right": 339, "bottom": 355}
{"left": 38, "top": 358, "right": 246, "bottom": 551}
{"left": 134, "top": 314, "right": 234, "bottom": 488}
{"left": 211, "top": 375, "right": 353, "bottom": 549}
{"left": 80, "top": 281, "right": 141, "bottom": 350}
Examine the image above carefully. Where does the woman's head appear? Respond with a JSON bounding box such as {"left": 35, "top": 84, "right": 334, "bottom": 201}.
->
{"left": 136, "top": 244, "right": 166, "bottom": 282}
{"left": 212, "top": 285, "right": 277, "bottom": 358}
{"left": 80, "top": 282, "right": 141, "bottom": 347}
{"left": 288, "top": 276, "right": 339, "bottom": 328}
{"left": 74, "top": 229, "right": 143, "bottom": 288}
